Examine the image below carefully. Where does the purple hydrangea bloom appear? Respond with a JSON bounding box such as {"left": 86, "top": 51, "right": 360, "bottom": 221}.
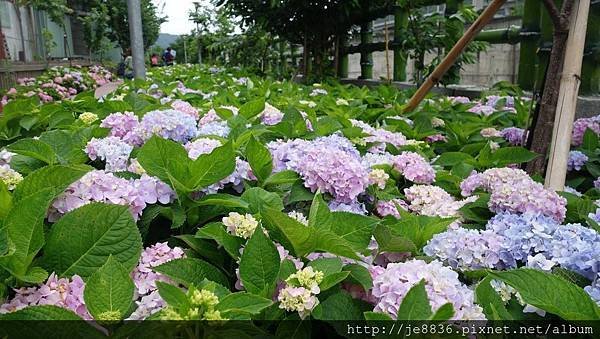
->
{"left": 170, "top": 99, "right": 199, "bottom": 120}
{"left": 101, "top": 111, "right": 144, "bottom": 146}
{"left": 546, "top": 223, "right": 600, "bottom": 279}
{"left": 500, "top": 127, "right": 527, "bottom": 146}
{"left": 460, "top": 168, "right": 567, "bottom": 222}
{"left": 424, "top": 227, "right": 511, "bottom": 270}
{"left": 48, "top": 170, "right": 174, "bottom": 221}
{"left": 138, "top": 109, "right": 198, "bottom": 143}
{"left": 567, "top": 151, "right": 588, "bottom": 171}
{"left": 85, "top": 136, "right": 133, "bottom": 172}
{"left": 468, "top": 104, "right": 495, "bottom": 116}
{"left": 328, "top": 200, "right": 368, "bottom": 215}
{"left": 375, "top": 199, "right": 408, "bottom": 218}
{"left": 572, "top": 115, "right": 600, "bottom": 146}
{"left": 584, "top": 274, "right": 600, "bottom": 306}
{"left": 0, "top": 273, "right": 90, "bottom": 319}
{"left": 393, "top": 152, "right": 436, "bottom": 184}
{"left": 132, "top": 242, "right": 185, "bottom": 296}
{"left": 269, "top": 135, "right": 368, "bottom": 202}
{"left": 371, "top": 260, "right": 485, "bottom": 320}
{"left": 260, "top": 103, "right": 284, "bottom": 125}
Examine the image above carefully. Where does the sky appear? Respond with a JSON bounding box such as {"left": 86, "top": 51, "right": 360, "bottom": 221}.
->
{"left": 153, "top": 0, "right": 212, "bottom": 35}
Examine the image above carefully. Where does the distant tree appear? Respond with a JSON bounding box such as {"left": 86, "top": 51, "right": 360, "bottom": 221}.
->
{"left": 103, "top": 0, "right": 166, "bottom": 52}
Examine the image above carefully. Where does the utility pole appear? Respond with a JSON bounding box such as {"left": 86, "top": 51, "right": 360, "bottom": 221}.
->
{"left": 127, "top": 0, "right": 146, "bottom": 79}
{"left": 192, "top": 2, "right": 203, "bottom": 64}
{"left": 183, "top": 35, "right": 188, "bottom": 64}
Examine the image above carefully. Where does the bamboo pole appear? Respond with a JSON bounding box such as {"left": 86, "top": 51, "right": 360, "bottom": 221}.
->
{"left": 545, "top": 0, "right": 590, "bottom": 191}
{"left": 384, "top": 20, "right": 391, "bottom": 83}
{"left": 403, "top": 0, "right": 506, "bottom": 112}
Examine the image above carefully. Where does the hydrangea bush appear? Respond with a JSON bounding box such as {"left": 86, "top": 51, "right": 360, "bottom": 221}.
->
{"left": 0, "top": 64, "right": 599, "bottom": 334}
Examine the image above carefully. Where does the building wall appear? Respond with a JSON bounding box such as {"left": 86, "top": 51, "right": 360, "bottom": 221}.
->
{"left": 0, "top": 0, "right": 36, "bottom": 61}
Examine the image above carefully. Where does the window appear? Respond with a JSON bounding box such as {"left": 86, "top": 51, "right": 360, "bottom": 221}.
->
{"left": 0, "top": 1, "right": 12, "bottom": 29}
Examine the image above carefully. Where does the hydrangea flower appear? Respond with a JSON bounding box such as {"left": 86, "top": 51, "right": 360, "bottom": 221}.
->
{"left": 328, "top": 200, "right": 368, "bottom": 215}
{"left": 500, "top": 127, "right": 527, "bottom": 146}
{"left": 260, "top": 103, "right": 284, "bottom": 125}
{"left": 85, "top": 136, "right": 133, "bottom": 172}
{"left": 222, "top": 212, "right": 259, "bottom": 239}
{"left": 170, "top": 99, "right": 199, "bottom": 120}
{"left": 480, "top": 127, "right": 501, "bottom": 138}
{"left": 269, "top": 135, "right": 368, "bottom": 202}
{"left": 375, "top": 199, "right": 408, "bottom": 218}
{"left": 371, "top": 260, "right": 485, "bottom": 320}
{"left": 0, "top": 273, "right": 91, "bottom": 319}
{"left": 572, "top": 115, "right": 600, "bottom": 146}
{"left": 0, "top": 149, "right": 15, "bottom": 166}
{"left": 101, "top": 111, "right": 144, "bottom": 146}
{"left": 277, "top": 267, "right": 324, "bottom": 319}
{"left": 288, "top": 211, "right": 309, "bottom": 225}
{"left": 584, "top": 274, "right": 600, "bottom": 306}
{"left": 392, "top": 152, "right": 435, "bottom": 184}
{"left": 48, "top": 170, "right": 174, "bottom": 221}
{"left": 404, "top": 185, "right": 475, "bottom": 222}
{"left": 368, "top": 169, "right": 389, "bottom": 189}
{"left": 137, "top": 109, "right": 198, "bottom": 143}
{"left": 468, "top": 104, "right": 495, "bottom": 116}
{"left": 460, "top": 168, "right": 567, "bottom": 222}
{"left": 132, "top": 242, "right": 185, "bottom": 296}
{"left": 78, "top": 112, "right": 98, "bottom": 125}
{"left": 567, "top": 151, "right": 588, "bottom": 171}
{"left": 350, "top": 119, "right": 410, "bottom": 151}
{"left": 0, "top": 164, "right": 23, "bottom": 190}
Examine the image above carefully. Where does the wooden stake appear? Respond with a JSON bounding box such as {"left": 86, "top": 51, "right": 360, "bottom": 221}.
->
{"left": 384, "top": 20, "right": 391, "bottom": 84}
{"left": 544, "top": 0, "right": 590, "bottom": 191}
{"left": 403, "top": 0, "right": 506, "bottom": 112}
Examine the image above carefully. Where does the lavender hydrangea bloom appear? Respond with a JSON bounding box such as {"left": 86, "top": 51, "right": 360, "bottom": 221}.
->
{"left": 328, "top": 200, "right": 368, "bottom": 215}
{"left": 0, "top": 273, "right": 91, "bottom": 319}
{"left": 375, "top": 199, "right": 408, "bottom": 218}
{"left": 584, "top": 274, "right": 600, "bottom": 306}
{"left": 393, "top": 152, "right": 436, "bottom": 184}
{"left": 269, "top": 135, "right": 368, "bottom": 202}
{"left": 424, "top": 228, "right": 511, "bottom": 270}
{"left": 572, "top": 115, "right": 600, "bottom": 146}
{"left": 546, "top": 223, "right": 600, "bottom": 279}
{"left": 171, "top": 99, "right": 199, "bottom": 120}
{"left": 260, "top": 103, "right": 284, "bottom": 125}
{"left": 350, "top": 119, "right": 410, "bottom": 151}
{"left": 132, "top": 242, "right": 186, "bottom": 296}
{"left": 0, "top": 149, "right": 15, "bottom": 165}
{"left": 85, "top": 136, "right": 133, "bottom": 172}
{"left": 138, "top": 109, "right": 198, "bottom": 143}
{"left": 567, "top": 151, "right": 588, "bottom": 171}
{"left": 460, "top": 168, "right": 567, "bottom": 222}
{"left": 100, "top": 111, "right": 144, "bottom": 146}
{"left": 468, "top": 104, "right": 495, "bottom": 116}
{"left": 371, "top": 260, "right": 486, "bottom": 320}
{"left": 500, "top": 127, "right": 527, "bottom": 146}
{"left": 48, "top": 170, "right": 174, "bottom": 221}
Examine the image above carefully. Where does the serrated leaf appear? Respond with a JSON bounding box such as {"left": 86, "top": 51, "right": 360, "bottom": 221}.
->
{"left": 476, "top": 275, "right": 513, "bottom": 320}
{"left": 239, "top": 226, "right": 280, "bottom": 298}
{"left": 84, "top": 256, "right": 135, "bottom": 320}
{"left": 195, "top": 222, "right": 244, "bottom": 259}
{"left": 43, "top": 203, "right": 142, "bottom": 278}
{"left": 264, "top": 170, "right": 299, "bottom": 186}
{"left": 239, "top": 99, "right": 265, "bottom": 119}
{"left": 154, "top": 257, "right": 229, "bottom": 288}
{"left": 429, "top": 303, "right": 454, "bottom": 320}
{"left": 364, "top": 311, "right": 394, "bottom": 320}
{"left": 189, "top": 142, "right": 237, "bottom": 189}
{"left": 308, "top": 258, "right": 343, "bottom": 276}
{"left": 157, "top": 281, "right": 189, "bottom": 310}
{"left": 345, "top": 264, "right": 373, "bottom": 291}
{"left": 216, "top": 292, "right": 273, "bottom": 315}
{"left": 7, "top": 138, "right": 57, "bottom": 165}
{"left": 12, "top": 164, "right": 91, "bottom": 201}
{"left": 241, "top": 187, "right": 284, "bottom": 213}
{"left": 490, "top": 269, "right": 600, "bottom": 320}
{"left": 396, "top": 280, "right": 433, "bottom": 320}
{"left": 261, "top": 208, "right": 315, "bottom": 257}
{"left": 246, "top": 136, "right": 272, "bottom": 183}
{"left": 319, "top": 271, "right": 350, "bottom": 291}
{"left": 193, "top": 193, "right": 250, "bottom": 210}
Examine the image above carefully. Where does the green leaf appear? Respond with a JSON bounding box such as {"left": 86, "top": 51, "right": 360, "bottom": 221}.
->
{"left": 0, "top": 189, "right": 55, "bottom": 279}
{"left": 429, "top": 303, "right": 454, "bottom": 320}
{"left": 38, "top": 129, "right": 89, "bottom": 164}
{"left": 0, "top": 181, "right": 12, "bottom": 223}
{"left": 12, "top": 164, "right": 91, "bottom": 201}
{"left": 84, "top": 256, "right": 135, "bottom": 320}
{"left": 386, "top": 211, "right": 454, "bottom": 253}
{"left": 475, "top": 276, "right": 513, "bottom": 320}
{"left": 490, "top": 269, "right": 600, "bottom": 320}
{"left": 263, "top": 170, "right": 299, "bottom": 186}
{"left": 319, "top": 271, "right": 350, "bottom": 291}
{"left": 7, "top": 138, "right": 57, "bottom": 165}
{"left": 43, "top": 203, "right": 142, "bottom": 278}
{"left": 261, "top": 208, "right": 315, "bottom": 257}
{"left": 154, "top": 257, "right": 229, "bottom": 288}
{"left": 308, "top": 193, "right": 331, "bottom": 228}
{"left": 241, "top": 187, "right": 284, "bottom": 213}
{"left": 18, "top": 266, "right": 49, "bottom": 284}
{"left": 239, "top": 99, "right": 265, "bottom": 119}
{"left": 308, "top": 258, "right": 343, "bottom": 276}
{"left": 239, "top": 226, "right": 281, "bottom": 298}
{"left": 193, "top": 193, "right": 250, "bottom": 210}
{"left": 0, "top": 305, "right": 104, "bottom": 338}
{"left": 195, "top": 222, "right": 245, "bottom": 259}
{"left": 189, "top": 141, "right": 237, "bottom": 189}
{"left": 373, "top": 224, "right": 417, "bottom": 254}
{"left": 434, "top": 152, "right": 476, "bottom": 166}
{"left": 396, "top": 280, "right": 433, "bottom": 320}
{"left": 326, "top": 212, "right": 378, "bottom": 251}
{"left": 312, "top": 291, "right": 365, "bottom": 321}
{"left": 345, "top": 264, "right": 373, "bottom": 291}
{"left": 313, "top": 229, "right": 361, "bottom": 260}
{"left": 582, "top": 128, "right": 599, "bottom": 151}
{"left": 156, "top": 281, "right": 189, "bottom": 310}
{"left": 136, "top": 136, "right": 191, "bottom": 193}
{"left": 216, "top": 292, "right": 273, "bottom": 315}
{"left": 490, "top": 147, "right": 539, "bottom": 166}
{"left": 246, "top": 136, "right": 272, "bottom": 183}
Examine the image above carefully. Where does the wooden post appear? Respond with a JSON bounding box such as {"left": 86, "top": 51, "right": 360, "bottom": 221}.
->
{"left": 338, "top": 34, "right": 349, "bottom": 78}
{"left": 545, "top": 0, "right": 590, "bottom": 190}
{"left": 403, "top": 0, "right": 506, "bottom": 112}
{"left": 384, "top": 20, "right": 391, "bottom": 83}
